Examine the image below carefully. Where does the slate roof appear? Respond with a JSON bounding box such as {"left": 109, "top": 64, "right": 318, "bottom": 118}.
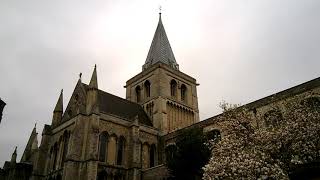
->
{"left": 143, "top": 13, "right": 179, "bottom": 70}
{"left": 243, "top": 77, "right": 320, "bottom": 110}
{"left": 82, "top": 83, "right": 152, "bottom": 126}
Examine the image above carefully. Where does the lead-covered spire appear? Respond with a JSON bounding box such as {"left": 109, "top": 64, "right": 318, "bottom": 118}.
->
{"left": 143, "top": 13, "right": 179, "bottom": 70}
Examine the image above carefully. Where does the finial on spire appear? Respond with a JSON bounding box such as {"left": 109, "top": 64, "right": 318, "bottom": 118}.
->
{"left": 79, "top": 72, "right": 82, "bottom": 80}
{"left": 159, "top": 5, "right": 162, "bottom": 15}
{"left": 34, "top": 123, "right": 37, "bottom": 129}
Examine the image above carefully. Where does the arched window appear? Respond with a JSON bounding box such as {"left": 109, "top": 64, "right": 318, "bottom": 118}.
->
{"left": 170, "top": 80, "right": 177, "bottom": 97}
{"left": 264, "top": 109, "right": 283, "bottom": 127}
{"left": 52, "top": 143, "right": 58, "bottom": 170}
{"left": 165, "top": 144, "right": 177, "bottom": 163}
{"left": 150, "top": 144, "right": 156, "bottom": 167}
{"left": 141, "top": 143, "right": 150, "bottom": 169}
{"left": 49, "top": 147, "right": 53, "bottom": 171}
{"left": 99, "top": 132, "right": 108, "bottom": 162}
{"left": 146, "top": 102, "right": 154, "bottom": 120}
{"left": 117, "top": 136, "right": 126, "bottom": 165}
{"left": 107, "top": 135, "right": 117, "bottom": 165}
{"left": 181, "top": 84, "right": 187, "bottom": 102}
{"left": 61, "top": 131, "right": 70, "bottom": 166}
{"left": 136, "top": 86, "right": 141, "bottom": 103}
{"left": 144, "top": 80, "right": 151, "bottom": 98}
{"left": 206, "top": 129, "right": 221, "bottom": 142}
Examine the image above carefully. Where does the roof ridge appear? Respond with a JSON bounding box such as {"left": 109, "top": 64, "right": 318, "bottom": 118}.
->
{"left": 83, "top": 82, "right": 138, "bottom": 106}
{"left": 97, "top": 89, "right": 140, "bottom": 105}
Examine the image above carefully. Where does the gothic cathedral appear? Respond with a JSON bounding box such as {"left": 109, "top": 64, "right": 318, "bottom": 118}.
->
{"left": 1, "top": 13, "right": 320, "bottom": 180}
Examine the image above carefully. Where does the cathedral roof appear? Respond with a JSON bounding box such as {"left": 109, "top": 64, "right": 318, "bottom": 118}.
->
{"left": 143, "top": 13, "right": 179, "bottom": 70}
{"left": 82, "top": 83, "right": 152, "bottom": 126}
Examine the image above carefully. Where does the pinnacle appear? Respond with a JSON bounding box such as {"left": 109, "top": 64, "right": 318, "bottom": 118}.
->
{"left": 89, "top": 65, "right": 98, "bottom": 89}
{"left": 54, "top": 89, "right": 63, "bottom": 112}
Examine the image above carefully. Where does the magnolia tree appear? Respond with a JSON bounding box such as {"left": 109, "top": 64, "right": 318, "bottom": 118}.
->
{"left": 203, "top": 98, "right": 320, "bottom": 179}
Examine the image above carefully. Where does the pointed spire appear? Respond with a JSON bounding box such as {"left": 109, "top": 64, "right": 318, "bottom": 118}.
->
{"left": 52, "top": 90, "right": 63, "bottom": 126}
{"left": 32, "top": 123, "right": 36, "bottom": 133}
{"left": 89, "top": 64, "right": 98, "bottom": 89}
{"left": 30, "top": 125, "right": 38, "bottom": 150}
{"left": 86, "top": 65, "right": 99, "bottom": 114}
{"left": 143, "top": 13, "right": 179, "bottom": 70}
{"left": 11, "top": 146, "right": 17, "bottom": 163}
{"left": 79, "top": 72, "right": 82, "bottom": 81}
{"left": 31, "top": 133, "right": 38, "bottom": 150}
{"left": 54, "top": 89, "right": 63, "bottom": 112}
{"left": 21, "top": 125, "right": 38, "bottom": 162}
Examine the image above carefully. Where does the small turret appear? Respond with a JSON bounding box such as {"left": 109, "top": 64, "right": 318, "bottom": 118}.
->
{"left": 52, "top": 89, "right": 63, "bottom": 126}
{"left": 86, "top": 65, "right": 99, "bottom": 114}
{"left": 10, "top": 146, "right": 17, "bottom": 163}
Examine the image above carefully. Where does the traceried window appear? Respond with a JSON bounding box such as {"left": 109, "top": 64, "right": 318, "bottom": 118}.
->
{"left": 136, "top": 86, "right": 141, "bottom": 103}
{"left": 181, "top": 84, "right": 187, "bottom": 102}
{"left": 99, "top": 132, "right": 108, "bottom": 162}
{"left": 165, "top": 144, "right": 177, "bottom": 163}
{"left": 61, "top": 131, "right": 70, "bottom": 166}
{"left": 170, "top": 80, "right": 177, "bottom": 97}
{"left": 144, "top": 80, "right": 151, "bottom": 98}
{"left": 52, "top": 143, "right": 58, "bottom": 170}
{"left": 150, "top": 144, "right": 156, "bottom": 167}
{"left": 117, "top": 136, "right": 126, "bottom": 165}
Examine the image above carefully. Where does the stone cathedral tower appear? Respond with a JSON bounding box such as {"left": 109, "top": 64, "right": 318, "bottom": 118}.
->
{"left": 125, "top": 13, "right": 200, "bottom": 134}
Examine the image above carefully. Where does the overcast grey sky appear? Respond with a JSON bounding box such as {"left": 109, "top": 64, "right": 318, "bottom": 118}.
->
{"left": 1, "top": 0, "right": 320, "bottom": 164}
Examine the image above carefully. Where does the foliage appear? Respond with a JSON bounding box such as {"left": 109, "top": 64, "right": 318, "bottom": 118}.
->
{"left": 166, "top": 127, "right": 211, "bottom": 180}
{"left": 203, "top": 98, "right": 320, "bottom": 179}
